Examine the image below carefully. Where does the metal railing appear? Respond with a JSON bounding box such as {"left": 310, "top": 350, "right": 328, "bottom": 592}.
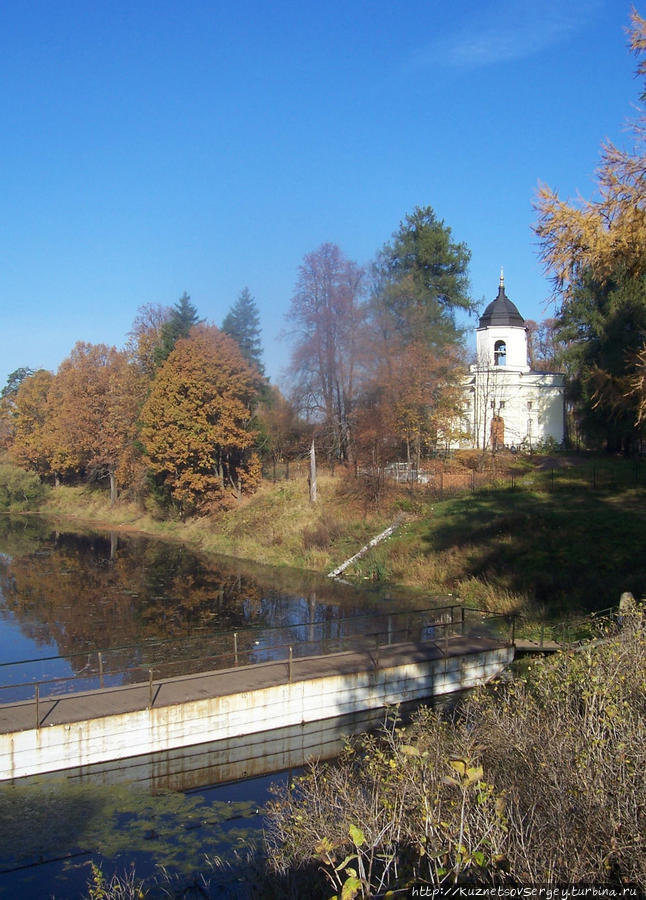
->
{"left": 0, "top": 604, "right": 513, "bottom": 718}
{"left": 513, "top": 606, "right": 617, "bottom": 650}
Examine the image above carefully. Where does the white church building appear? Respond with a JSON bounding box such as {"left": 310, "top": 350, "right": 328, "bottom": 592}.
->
{"left": 455, "top": 273, "right": 565, "bottom": 451}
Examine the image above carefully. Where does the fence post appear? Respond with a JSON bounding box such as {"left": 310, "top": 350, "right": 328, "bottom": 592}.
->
{"left": 288, "top": 646, "right": 293, "bottom": 683}
{"left": 98, "top": 651, "right": 104, "bottom": 689}
{"left": 539, "top": 622, "right": 545, "bottom": 648}
{"left": 461, "top": 605, "right": 465, "bottom": 635}
{"left": 148, "top": 669, "right": 154, "bottom": 709}
{"left": 234, "top": 632, "right": 238, "bottom": 667}
{"left": 510, "top": 615, "right": 516, "bottom": 645}
{"left": 35, "top": 683, "right": 40, "bottom": 730}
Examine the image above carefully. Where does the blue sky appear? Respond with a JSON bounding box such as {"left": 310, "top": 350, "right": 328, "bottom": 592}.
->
{"left": 0, "top": 0, "right": 641, "bottom": 389}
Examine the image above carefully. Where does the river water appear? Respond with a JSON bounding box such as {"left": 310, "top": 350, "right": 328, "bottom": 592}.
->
{"left": 0, "top": 515, "right": 427, "bottom": 898}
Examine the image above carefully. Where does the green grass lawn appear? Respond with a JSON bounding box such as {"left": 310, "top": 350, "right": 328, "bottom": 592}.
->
{"left": 367, "top": 459, "right": 646, "bottom": 618}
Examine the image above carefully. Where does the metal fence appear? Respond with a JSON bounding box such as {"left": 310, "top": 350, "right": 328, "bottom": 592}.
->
{"left": 513, "top": 606, "right": 617, "bottom": 650}
{"left": 0, "top": 604, "right": 514, "bottom": 709}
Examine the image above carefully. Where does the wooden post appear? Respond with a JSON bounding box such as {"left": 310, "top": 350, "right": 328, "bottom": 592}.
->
{"left": 98, "top": 651, "right": 104, "bottom": 689}
{"left": 288, "top": 646, "right": 293, "bottom": 682}
{"left": 461, "top": 605, "right": 465, "bottom": 635}
{"left": 234, "top": 632, "right": 238, "bottom": 666}
{"left": 148, "top": 669, "right": 154, "bottom": 708}
{"left": 35, "top": 683, "right": 40, "bottom": 730}
{"left": 309, "top": 439, "right": 317, "bottom": 503}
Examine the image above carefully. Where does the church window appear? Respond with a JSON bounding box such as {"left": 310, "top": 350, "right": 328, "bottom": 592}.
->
{"left": 494, "top": 340, "right": 507, "bottom": 366}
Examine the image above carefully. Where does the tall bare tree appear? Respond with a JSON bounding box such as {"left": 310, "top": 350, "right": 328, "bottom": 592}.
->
{"left": 286, "top": 243, "right": 365, "bottom": 463}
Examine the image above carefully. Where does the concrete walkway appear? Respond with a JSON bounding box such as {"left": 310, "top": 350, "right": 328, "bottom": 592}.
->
{"left": 514, "top": 638, "right": 561, "bottom": 654}
{"left": 0, "top": 634, "right": 507, "bottom": 735}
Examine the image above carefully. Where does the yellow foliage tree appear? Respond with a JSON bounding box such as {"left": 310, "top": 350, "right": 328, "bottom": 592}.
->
{"left": 42, "top": 343, "right": 146, "bottom": 499}
{"left": 534, "top": 12, "right": 646, "bottom": 296}
{"left": 9, "top": 369, "right": 55, "bottom": 475}
{"left": 140, "top": 324, "right": 260, "bottom": 515}
{"left": 534, "top": 11, "right": 646, "bottom": 449}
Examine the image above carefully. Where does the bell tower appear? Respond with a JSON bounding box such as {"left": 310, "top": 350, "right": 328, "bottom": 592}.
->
{"left": 476, "top": 269, "right": 529, "bottom": 372}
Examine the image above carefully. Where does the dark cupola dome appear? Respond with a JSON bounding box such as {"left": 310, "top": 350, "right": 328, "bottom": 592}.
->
{"left": 478, "top": 270, "right": 525, "bottom": 328}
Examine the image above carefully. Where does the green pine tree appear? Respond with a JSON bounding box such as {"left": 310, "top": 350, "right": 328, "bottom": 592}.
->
{"left": 153, "top": 293, "right": 201, "bottom": 367}
{"left": 222, "top": 287, "right": 265, "bottom": 375}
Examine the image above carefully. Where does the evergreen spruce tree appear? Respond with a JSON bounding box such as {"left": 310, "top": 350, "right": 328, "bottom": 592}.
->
{"left": 153, "top": 292, "right": 201, "bottom": 367}
{"left": 222, "top": 287, "right": 265, "bottom": 376}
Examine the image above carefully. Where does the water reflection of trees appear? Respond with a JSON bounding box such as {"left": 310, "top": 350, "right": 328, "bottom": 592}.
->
{"left": 0, "top": 525, "right": 407, "bottom": 687}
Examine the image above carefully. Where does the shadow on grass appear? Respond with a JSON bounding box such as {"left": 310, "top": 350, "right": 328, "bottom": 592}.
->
{"left": 421, "top": 484, "right": 646, "bottom": 616}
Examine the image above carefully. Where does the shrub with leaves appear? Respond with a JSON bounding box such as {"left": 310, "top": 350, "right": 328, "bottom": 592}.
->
{"left": 266, "top": 604, "right": 646, "bottom": 894}
{"left": 0, "top": 462, "right": 47, "bottom": 510}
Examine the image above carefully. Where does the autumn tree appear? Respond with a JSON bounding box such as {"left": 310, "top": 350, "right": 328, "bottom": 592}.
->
{"left": 0, "top": 368, "right": 35, "bottom": 450}
{"left": 254, "top": 385, "right": 305, "bottom": 477}
{"left": 43, "top": 344, "right": 145, "bottom": 499}
{"left": 525, "top": 318, "right": 560, "bottom": 372}
{"left": 286, "top": 243, "right": 365, "bottom": 464}
{"left": 126, "top": 303, "right": 171, "bottom": 377}
{"left": 140, "top": 324, "right": 261, "bottom": 516}
{"left": 222, "top": 287, "right": 265, "bottom": 376}
{"left": 8, "top": 369, "right": 55, "bottom": 475}
{"left": 534, "top": 11, "right": 646, "bottom": 452}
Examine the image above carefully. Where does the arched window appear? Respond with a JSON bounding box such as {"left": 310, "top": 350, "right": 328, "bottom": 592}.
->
{"left": 494, "top": 340, "right": 507, "bottom": 366}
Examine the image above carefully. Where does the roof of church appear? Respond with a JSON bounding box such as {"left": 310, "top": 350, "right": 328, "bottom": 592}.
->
{"left": 478, "top": 271, "right": 525, "bottom": 328}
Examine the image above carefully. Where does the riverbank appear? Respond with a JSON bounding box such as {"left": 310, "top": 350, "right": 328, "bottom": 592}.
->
{"left": 33, "top": 453, "right": 646, "bottom": 618}
{"left": 37, "top": 470, "right": 393, "bottom": 573}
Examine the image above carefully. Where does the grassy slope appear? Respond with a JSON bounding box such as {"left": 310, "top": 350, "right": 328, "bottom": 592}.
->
{"left": 35, "top": 454, "right": 646, "bottom": 618}
{"left": 38, "top": 472, "right": 393, "bottom": 573}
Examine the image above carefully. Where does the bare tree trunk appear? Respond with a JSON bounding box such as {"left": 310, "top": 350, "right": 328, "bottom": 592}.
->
{"left": 309, "top": 438, "right": 317, "bottom": 503}
{"left": 109, "top": 470, "right": 117, "bottom": 506}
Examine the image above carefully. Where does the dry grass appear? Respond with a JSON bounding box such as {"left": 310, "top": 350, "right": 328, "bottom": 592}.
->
{"left": 36, "top": 472, "right": 391, "bottom": 572}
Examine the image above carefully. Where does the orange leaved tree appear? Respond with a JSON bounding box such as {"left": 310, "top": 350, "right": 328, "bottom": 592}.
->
{"left": 43, "top": 343, "right": 145, "bottom": 500}
{"left": 140, "top": 324, "right": 261, "bottom": 516}
{"left": 8, "top": 369, "right": 55, "bottom": 476}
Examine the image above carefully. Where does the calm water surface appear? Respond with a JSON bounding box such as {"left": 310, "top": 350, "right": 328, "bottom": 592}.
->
{"left": 0, "top": 515, "right": 424, "bottom": 898}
